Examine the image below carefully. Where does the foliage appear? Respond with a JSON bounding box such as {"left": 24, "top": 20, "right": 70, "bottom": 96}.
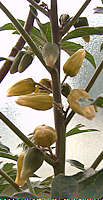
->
{"left": 0, "top": 0, "right": 103, "bottom": 198}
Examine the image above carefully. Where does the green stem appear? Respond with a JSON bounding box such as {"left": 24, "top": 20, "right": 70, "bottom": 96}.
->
{"left": 0, "top": 112, "right": 34, "bottom": 147}
{"left": 65, "top": 60, "right": 103, "bottom": 127}
{"left": 0, "top": 168, "right": 22, "bottom": 192}
{"left": 27, "top": 0, "right": 49, "bottom": 17}
{"left": 27, "top": 179, "right": 35, "bottom": 194}
{"left": 0, "top": 7, "right": 36, "bottom": 83}
{"left": 0, "top": 2, "right": 46, "bottom": 68}
{"left": 60, "top": 0, "right": 92, "bottom": 39}
{"left": 61, "top": 75, "right": 68, "bottom": 85}
{"left": 91, "top": 151, "right": 103, "bottom": 170}
{"left": 0, "top": 112, "right": 55, "bottom": 167}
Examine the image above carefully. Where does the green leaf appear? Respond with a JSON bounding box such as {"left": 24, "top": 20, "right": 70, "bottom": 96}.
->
{"left": 0, "top": 19, "right": 24, "bottom": 31}
{"left": 36, "top": 18, "right": 48, "bottom": 42}
{"left": 51, "top": 174, "right": 78, "bottom": 198}
{"left": 51, "top": 169, "right": 103, "bottom": 198}
{"left": 0, "top": 57, "right": 7, "bottom": 61}
{"left": 11, "top": 192, "right": 37, "bottom": 199}
{"left": 66, "top": 124, "right": 98, "bottom": 137}
{"left": 0, "top": 144, "right": 10, "bottom": 153}
{"left": 62, "top": 26, "right": 103, "bottom": 41}
{"left": 94, "top": 7, "right": 103, "bottom": 14}
{"left": 100, "top": 43, "right": 103, "bottom": 51}
{"left": 78, "top": 168, "right": 103, "bottom": 198}
{"left": 94, "top": 95, "right": 103, "bottom": 108}
{"left": 85, "top": 50, "right": 96, "bottom": 68}
{"left": 61, "top": 41, "right": 96, "bottom": 68}
{"left": 67, "top": 159, "right": 85, "bottom": 171}
{"left": 0, "top": 151, "right": 18, "bottom": 161}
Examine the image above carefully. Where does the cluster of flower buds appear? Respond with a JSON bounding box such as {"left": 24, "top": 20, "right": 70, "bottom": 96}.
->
{"left": 10, "top": 49, "right": 34, "bottom": 74}
{"left": 7, "top": 77, "right": 53, "bottom": 111}
{"left": 63, "top": 49, "right": 86, "bottom": 77}
{"left": 67, "top": 89, "right": 96, "bottom": 120}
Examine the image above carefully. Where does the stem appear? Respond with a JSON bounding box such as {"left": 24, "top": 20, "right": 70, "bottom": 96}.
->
{"left": 0, "top": 112, "right": 34, "bottom": 147}
{"left": 34, "top": 82, "right": 52, "bottom": 93}
{"left": 0, "top": 2, "right": 46, "bottom": 68}
{"left": 0, "top": 112, "right": 55, "bottom": 167}
{"left": 27, "top": 0, "right": 49, "bottom": 17}
{"left": 61, "top": 75, "right": 68, "bottom": 85}
{"left": 60, "top": 0, "right": 92, "bottom": 39}
{"left": 0, "top": 168, "right": 22, "bottom": 192}
{"left": 65, "top": 60, "right": 103, "bottom": 127}
{"left": 91, "top": 151, "right": 103, "bottom": 170}
{"left": 0, "top": 7, "right": 36, "bottom": 83}
{"left": 50, "top": 0, "right": 66, "bottom": 175}
{"left": 27, "top": 179, "right": 35, "bottom": 194}
{"left": 85, "top": 60, "right": 103, "bottom": 92}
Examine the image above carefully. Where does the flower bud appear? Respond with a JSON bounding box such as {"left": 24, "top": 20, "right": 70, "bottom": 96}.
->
{"left": 42, "top": 43, "right": 59, "bottom": 67}
{"left": 20, "top": 147, "right": 44, "bottom": 184}
{"left": 7, "top": 78, "right": 35, "bottom": 97}
{"left": 15, "top": 93, "right": 53, "bottom": 110}
{"left": 18, "top": 52, "right": 34, "bottom": 73}
{"left": 15, "top": 152, "right": 25, "bottom": 186}
{"left": 10, "top": 51, "right": 25, "bottom": 74}
{"left": 35, "top": 78, "right": 52, "bottom": 94}
{"left": 63, "top": 49, "right": 86, "bottom": 77}
{"left": 67, "top": 89, "right": 96, "bottom": 120}
{"left": 33, "top": 125, "right": 57, "bottom": 147}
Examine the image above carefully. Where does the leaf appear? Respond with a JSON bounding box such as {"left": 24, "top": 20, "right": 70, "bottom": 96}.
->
{"left": 61, "top": 41, "right": 96, "bottom": 68}
{"left": 0, "top": 144, "right": 10, "bottom": 153}
{"left": 12, "top": 192, "right": 37, "bottom": 199}
{"left": 67, "top": 159, "right": 85, "bottom": 171}
{"left": 100, "top": 42, "right": 103, "bottom": 51}
{"left": 0, "top": 151, "right": 18, "bottom": 161}
{"left": 66, "top": 124, "right": 98, "bottom": 137}
{"left": 62, "top": 26, "right": 103, "bottom": 41}
{"left": 36, "top": 18, "right": 48, "bottom": 42}
{"left": 0, "top": 57, "right": 7, "bottom": 61}
{"left": 94, "top": 7, "right": 103, "bottom": 14}
{"left": 0, "top": 19, "right": 24, "bottom": 31}
{"left": 51, "top": 174, "right": 78, "bottom": 198}
{"left": 94, "top": 95, "right": 103, "bottom": 108}
{"left": 78, "top": 168, "right": 103, "bottom": 198}
{"left": 51, "top": 169, "right": 103, "bottom": 198}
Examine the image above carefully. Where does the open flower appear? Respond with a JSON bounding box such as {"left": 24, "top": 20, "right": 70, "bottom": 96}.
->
{"left": 67, "top": 88, "right": 96, "bottom": 120}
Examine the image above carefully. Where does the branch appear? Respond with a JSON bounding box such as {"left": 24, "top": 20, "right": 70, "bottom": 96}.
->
{"left": 60, "top": 0, "right": 92, "bottom": 39}
{"left": 0, "top": 112, "right": 55, "bottom": 167}
{"left": 0, "top": 168, "right": 22, "bottom": 192}
{"left": 91, "top": 151, "right": 103, "bottom": 170}
{"left": 27, "top": 0, "right": 49, "bottom": 17}
{"left": 49, "top": 0, "right": 66, "bottom": 175}
{"left": 65, "top": 60, "right": 103, "bottom": 127}
{"left": 0, "top": 2, "right": 47, "bottom": 71}
{"left": 0, "top": 7, "right": 36, "bottom": 83}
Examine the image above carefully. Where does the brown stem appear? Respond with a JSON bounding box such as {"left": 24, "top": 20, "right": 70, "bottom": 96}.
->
{"left": 0, "top": 168, "right": 22, "bottom": 192}
{"left": 49, "top": 0, "right": 66, "bottom": 175}
{"left": 0, "top": 7, "right": 36, "bottom": 83}
{"left": 60, "top": 0, "right": 92, "bottom": 40}
{"left": 65, "top": 60, "right": 103, "bottom": 127}
{"left": 91, "top": 151, "right": 103, "bottom": 170}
